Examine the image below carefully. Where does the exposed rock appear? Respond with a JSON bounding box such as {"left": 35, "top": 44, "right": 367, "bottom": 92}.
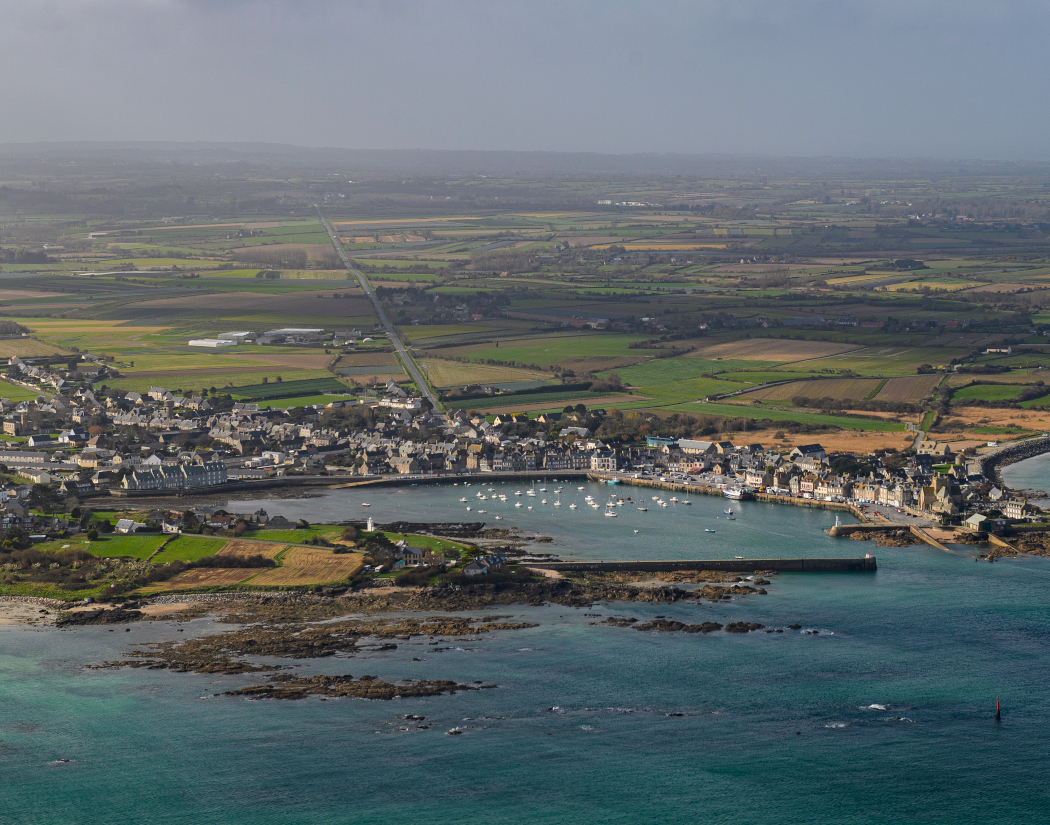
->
{"left": 724, "top": 622, "right": 765, "bottom": 633}
{"left": 57, "top": 608, "right": 144, "bottom": 627}
{"left": 222, "top": 673, "right": 492, "bottom": 701}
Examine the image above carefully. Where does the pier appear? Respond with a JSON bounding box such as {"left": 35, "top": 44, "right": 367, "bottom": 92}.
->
{"left": 528, "top": 557, "right": 877, "bottom": 573}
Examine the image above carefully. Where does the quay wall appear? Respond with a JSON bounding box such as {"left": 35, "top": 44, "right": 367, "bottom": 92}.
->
{"left": 530, "top": 557, "right": 877, "bottom": 573}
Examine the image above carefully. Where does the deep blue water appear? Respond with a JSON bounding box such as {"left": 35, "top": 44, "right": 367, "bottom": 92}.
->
{"left": 3, "top": 485, "right": 1050, "bottom": 824}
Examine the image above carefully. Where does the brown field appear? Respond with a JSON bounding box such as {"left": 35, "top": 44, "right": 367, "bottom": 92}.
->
{"left": 692, "top": 338, "right": 856, "bottom": 362}
{"left": 943, "top": 408, "right": 1050, "bottom": 429}
{"left": 421, "top": 360, "right": 550, "bottom": 387}
{"left": 961, "top": 283, "right": 1045, "bottom": 294}
{"left": 725, "top": 427, "right": 916, "bottom": 454}
{"left": 341, "top": 371, "right": 405, "bottom": 385}
{"left": 218, "top": 540, "right": 287, "bottom": 560}
{"left": 949, "top": 369, "right": 1050, "bottom": 387}
{"left": 335, "top": 352, "right": 400, "bottom": 367}
{"left": 0, "top": 339, "right": 69, "bottom": 357}
{"left": 744, "top": 378, "right": 881, "bottom": 403}
{"left": 476, "top": 395, "right": 642, "bottom": 414}
{"left": 248, "top": 547, "right": 363, "bottom": 585}
{"left": 0, "top": 289, "right": 60, "bottom": 300}
{"left": 126, "top": 366, "right": 281, "bottom": 379}
{"left": 138, "top": 568, "right": 259, "bottom": 592}
{"left": 244, "top": 222, "right": 280, "bottom": 229}
{"left": 874, "top": 375, "right": 942, "bottom": 403}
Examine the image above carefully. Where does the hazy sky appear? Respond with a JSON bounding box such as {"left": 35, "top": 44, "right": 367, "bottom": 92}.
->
{"left": 2, "top": 0, "right": 1048, "bottom": 159}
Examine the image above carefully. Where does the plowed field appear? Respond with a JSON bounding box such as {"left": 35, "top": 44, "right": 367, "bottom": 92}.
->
{"left": 139, "top": 568, "right": 258, "bottom": 592}
{"left": 218, "top": 540, "right": 286, "bottom": 560}
{"left": 249, "top": 547, "right": 363, "bottom": 585}
{"left": 873, "top": 375, "right": 942, "bottom": 403}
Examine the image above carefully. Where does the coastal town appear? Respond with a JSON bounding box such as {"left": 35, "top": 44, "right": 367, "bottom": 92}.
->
{"left": 0, "top": 349, "right": 1041, "bottom": 549}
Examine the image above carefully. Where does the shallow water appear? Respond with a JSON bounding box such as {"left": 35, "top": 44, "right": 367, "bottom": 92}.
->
{"left": 3, "top": 487, "right": 1049, "bottom": 824}
{"left": 229, "top": 480, "right": 857, "bottom": 561}
{"left": 1000, "top": 451, "right": 1050, "bottom": 506}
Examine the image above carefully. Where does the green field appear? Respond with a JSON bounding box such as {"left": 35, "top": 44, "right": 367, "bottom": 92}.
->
{"left": 231, "top": 377, "right": 348, "bottom": 400}
{"left": 687, "top": 401, "right": 908, "bottom": 432}
{"left": 953, "top": 384, "right": 1023, "bottom": 402}
{"left": 152, "top": 535, "right": 226, "bottom": 563}
{"left": 83, "top": 534, "right": 169, "bottom": 559}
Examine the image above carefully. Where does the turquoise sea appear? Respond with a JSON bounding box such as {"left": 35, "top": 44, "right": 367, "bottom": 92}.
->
{"left": 3, "top": 481, "right": 1050, "bottom": 824}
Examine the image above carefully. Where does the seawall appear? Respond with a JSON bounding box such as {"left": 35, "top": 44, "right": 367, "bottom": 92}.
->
{"left": 981, "top": 435, "right": 1050, "bottom": 489}
{"left": 529, "top": 557, "right": 877, "bottom": 573}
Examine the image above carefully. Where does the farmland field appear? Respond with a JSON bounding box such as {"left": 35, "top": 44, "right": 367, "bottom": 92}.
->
{"left": 248, "top": 546, "right": 363, "bottom": 585}
{"left": 217, "top": 539, "right": 287, "bottom": 560}
{"left": 467, "top": 394, "right": 641, "bottom": 414}
{"left": 953, "top": 384, "right": 1025, "bottom": 402}
{"left": 138, "top": 567, "right": 259, "bottom": 592}
{"left": 873, "top": 374, "right": 943, "bottom": 403}
{"left": 151, "top": 536, "right": 226, "bottom": 563}
{"left": 743, "top": 378, "right": 882, "bottom": 403}
{"left": 85, "top": 534, "right": 169, "bottom": 559}
{"left": 693, "top": 338, "right": 857, "bottom": 362}
{"left": 420, "top": 360, "right": 551, "bottom": 387}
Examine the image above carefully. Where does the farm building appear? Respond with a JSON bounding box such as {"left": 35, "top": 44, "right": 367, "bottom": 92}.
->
{"left": 188, "top": 339, "right": 237, "bottom": 348}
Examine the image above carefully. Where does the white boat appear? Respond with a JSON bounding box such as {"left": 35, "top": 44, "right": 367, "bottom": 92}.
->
{"left": 633, "top": 529, "right": 639, "bottom": 534}
{"left": 477, "top": 510, "right": 486, "bottom": 514}
{"left": 724, "top": 508, "right": 733, "bottom": 515}
{"left": 466, "top": 506, "right": 472, "bottom": 511}
{"left": 735, "top": 555, "right": 743, "bottom": 559}
{"left": 539, "top": 487, "right": 547, "bottom": 492}
{"left": 515, "top": 502, "right": 523, "bottom": 508}
{"left": 528, "top": 506, "right": 533, "bottom": 510}
{"left": 604, "top": 510, "right": 617, "bottom": 517}
{"left": 495, "top": 516, "right": 502, "bottom": 520}
{"left": 527, "top": 491, "right": 536, "bottom": 497}
{"left": 681, "top": 500, "right": 692, "bottom": 505}
{"left": 515, "top": 491, "right": 522, "bottom": 496}
{"left": 541, "top": 499, "right": 547, "bottom": 504}
{"left": 638, "top": 507, "right": 647, "bottom": 511}
{"left": 578, "top": 486, "right": 585, "bottom": 490}
{"left": 361, "top": 503, "right": 371, "bottom": 507}
{"left": 459, "top": 497, "right": 468, "bottom": 502}
{"left": 670, "top": 497, "right": 679, "bottom": 503}
{"left": 553, "top": 501, "right": 561, "bottom": 507}
{"left": 488, "top": 488, "right": 495, "bottom": 492}
{"left": 705, "top": 528, "right": 715, "bottom": 533}
{"left": 479, "top": 495, "right": 487, "bottom": 501}
{"left": 569, "top": 503, "right": 577, "bottom": 509}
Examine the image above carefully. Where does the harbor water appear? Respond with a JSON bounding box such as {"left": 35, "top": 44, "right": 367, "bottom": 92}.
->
{"left": 3, "top": 483, "right": 1049, "bottom": 824}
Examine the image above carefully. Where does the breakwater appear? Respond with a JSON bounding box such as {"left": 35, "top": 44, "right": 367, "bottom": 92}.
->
{"left": 529, "top": 557, "right": 877, "bottom": 573}
{"left": 981, "top": 435, "right": 1050, "bottom": 488}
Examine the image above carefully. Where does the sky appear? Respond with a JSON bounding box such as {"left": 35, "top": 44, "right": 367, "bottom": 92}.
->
{"left": 1, "top": 0, "right": 1048, "bottom": 160}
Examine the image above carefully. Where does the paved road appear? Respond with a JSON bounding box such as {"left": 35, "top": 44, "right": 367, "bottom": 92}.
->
{"left": 316, "top": 206, "right": 441, "bottom": 412}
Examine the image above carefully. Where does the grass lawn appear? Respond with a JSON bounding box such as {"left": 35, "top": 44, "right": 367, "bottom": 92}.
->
{"left": 83, "top": 534, "right": 169, "bottom": 559}
{"left": 152, "top": 535, "right": 226, "bottom": 563}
